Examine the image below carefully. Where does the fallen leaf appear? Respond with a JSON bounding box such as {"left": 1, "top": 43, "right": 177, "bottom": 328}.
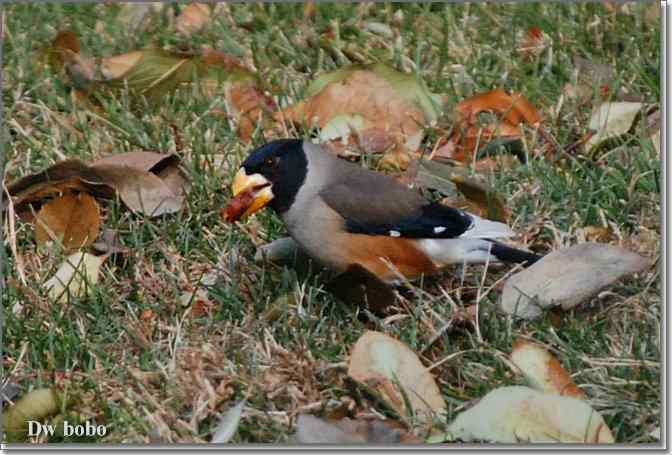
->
{"left": 295, "top": 414, "right": 421, "bottom": 444}
{"left": 211, "top": 400, "right": 245, "bottom": 443}
{"left": 275, "top": 63, "right": 443, "bottom": 167}
{"left": 86, "top": 46, "right": 270, "bottom": 141}
{"left": 414, "top": 160, "right": 508, "bottom": 222}
{"left": 7, "top": 160, "right": 115, "bottom": 215}
{"left": 91, "top": 150, "right": 179, "bottom": 171}
{"left": 224, "top": 79, "right": 277, "bottom": 142}
{"left": 86, "top": 164, "right": 185, "bottom": 216}
{"left": 1, "top": 388, "right": 63, "bottom": 442}
{"left": 448, "top": 386, "right": 614, "bottom": 443}
{"left": 445, "top": 88, "right": 541, "bottom": 163}
{"left": 510, "top": 339, "right": 585, "bottom": 399}
{"left": 34, "top": 192, "right": 101, "bottom": 252}
{"left": 448, "top": 172, "right": 509, "bottom": 222}
{"left": 44, "top": 252, "right": 106, "bottom": 303}
{"left": 8, "top": 154, "right": 188, "bottom": 217}
{"left": 499, "top": 243, "right": 650, "bottom": 319}
{"left": 585, "top": 102, "right": 645, "bottom": 153}
{"left": 347, "top": 331, "right": 446, "bottom": 422}
{"left": 92, "top": 151, "right": 189, "bottom": 214}
{"left": 176, "top": 3, "right": 212, "bottom": 36}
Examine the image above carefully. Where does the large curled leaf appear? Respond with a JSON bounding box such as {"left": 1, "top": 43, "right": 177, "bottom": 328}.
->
{"left": 499, "top": 243, "right": 650, "bottom": 319}
{"left": 448, "top": 386, "right": 614, "bottom": 443}
{"left": 8, "top": 153, "right": 188, "bottom": 217}
{"left": 347, "top": 331, "right": 445, "bottom": 422}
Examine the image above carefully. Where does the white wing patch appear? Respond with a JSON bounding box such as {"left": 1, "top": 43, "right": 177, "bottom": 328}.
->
{"left": 459, "top": 214, "right": 514, "bottom": 239}
{"left": 389, "top": 230, "right": 401, "bottom": 237}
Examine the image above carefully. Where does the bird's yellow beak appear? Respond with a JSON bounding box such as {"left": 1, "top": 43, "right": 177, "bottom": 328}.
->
{"left": 231, "top": 168, "right": 274, "bottom": 218}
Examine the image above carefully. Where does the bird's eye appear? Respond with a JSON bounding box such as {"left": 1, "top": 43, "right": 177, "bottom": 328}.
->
{"left": 265, "top": 157, "right": 277, "bottom": 167}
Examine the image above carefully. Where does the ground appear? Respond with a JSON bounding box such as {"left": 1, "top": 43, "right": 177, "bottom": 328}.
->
{"left": 2, "top": 2, "right": 661, "bottom": 444}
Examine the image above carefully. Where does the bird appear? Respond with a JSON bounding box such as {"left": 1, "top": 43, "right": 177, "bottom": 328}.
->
{"left": 229, "top": 138, "right": 541, "bottom": 285}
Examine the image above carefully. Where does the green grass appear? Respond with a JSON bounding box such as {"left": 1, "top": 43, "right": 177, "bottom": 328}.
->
{"left": 2, "top": 1, "right": 661, "bottom": 444}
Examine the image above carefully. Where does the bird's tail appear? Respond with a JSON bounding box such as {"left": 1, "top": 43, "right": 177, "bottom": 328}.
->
{"left": 488, "top": 241, "right": 542, "bottom": 266}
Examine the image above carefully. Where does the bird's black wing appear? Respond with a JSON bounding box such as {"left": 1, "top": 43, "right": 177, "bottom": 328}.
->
{"left": 320, "top": 182, "right": 474, "bottom": 239}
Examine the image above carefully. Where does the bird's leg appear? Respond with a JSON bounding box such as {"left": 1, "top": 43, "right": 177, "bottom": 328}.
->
{"left": 324, "top": 264, "right": 398, "bottom": 317}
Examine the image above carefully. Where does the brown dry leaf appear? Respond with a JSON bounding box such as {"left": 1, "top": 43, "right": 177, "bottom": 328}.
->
{"left": 49, "top": 31, "right": 81, "bottom": 69}
{"left": 92, "top": 164, "right": 185, "bottom": 216}
{"left": 448, "top": 172, "right": 509, "bottom": 222}
{"left": 7, "top": 154, "right": 188, "bottom": 218}
{"left": 92, "top": 151, "right": 191, "bottom": 198}
{"left": 33, "top": 30, "right": 81, "bottom": 72}
{"left": 414, "top": 160, "right": 509, "bottom": 222}
{"left": 91, "top": 152, "right": 188, "bottom": 215}
{"left": 455, "top": 88, "right": 541, "bottom": 129}
{"left": 34, "top": 192, "right": 101, "bottom": 252}
{"left": 448, "top": 386, "right": 614, "bottom": 443}
{"left": 444, "top": 88, "right": 541, "bottom": 164}
{"left": 92, "top": 150, "right": 176, "bottom": 170}
{"left": 274, "top": 63, "right": 442, "bottom": 168}
{"left": 7, "top": 160, "right": 117, "bottom": 216}
{"left": 225, "top": 80, "right": 277, "bottom": 142}
{"left": 176, "top": 3, "right": 212, "bottom": 36}
{"left": 510, "top": 339, "right": 585, "bottom": 399}
{"left": 499, "top": 243, "right": 651, "bottom": 319}
{"left": 295, "top": 414, "right": 421, "bottom": 444}
{"left": 347, "top": 331, "right": 446, "bottom": 422}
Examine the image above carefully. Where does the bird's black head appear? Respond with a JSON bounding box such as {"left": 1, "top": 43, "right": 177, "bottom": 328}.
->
{"left": 232, "top": 139, "right": 308, "bottom": 216}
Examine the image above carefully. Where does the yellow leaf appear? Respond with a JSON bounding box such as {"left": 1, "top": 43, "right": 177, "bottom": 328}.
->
{"left": 44, "top": 252, "right": 105, "bottom": 303}
{"left": 347, "top": 331, "right": 445, "bottom": 422}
